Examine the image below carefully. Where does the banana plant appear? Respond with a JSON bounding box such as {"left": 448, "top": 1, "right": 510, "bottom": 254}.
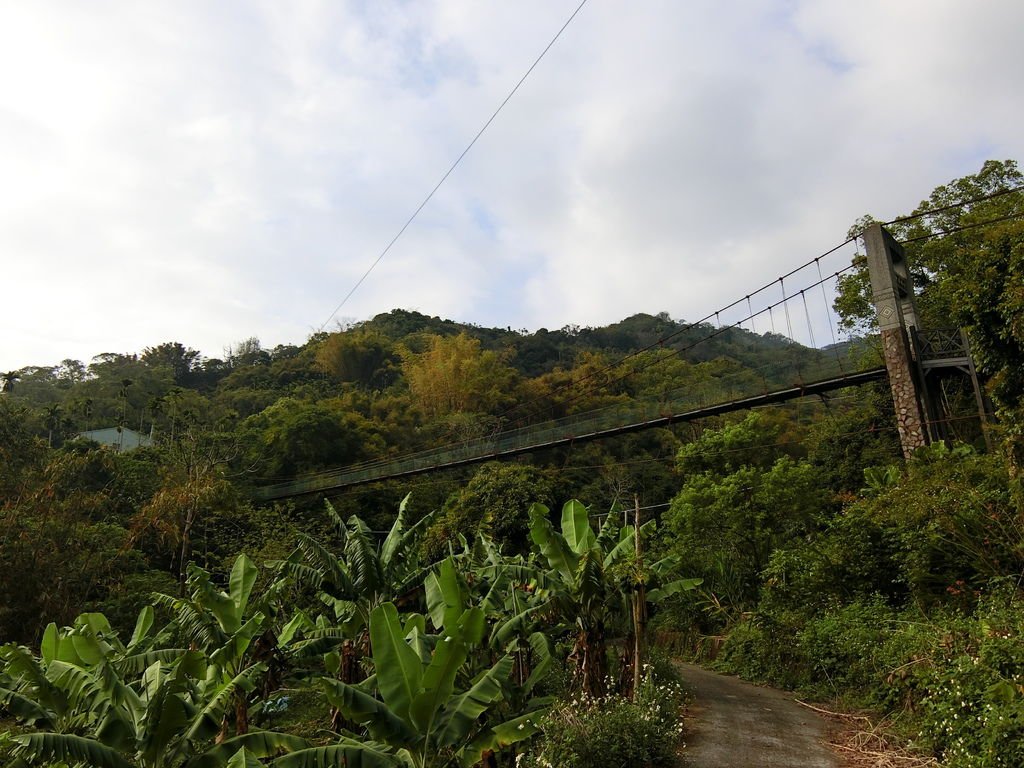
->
{"left": 527, "top": 499, "right": 681, "bottom": 696}
{"left": 279, "top": 496, "right": 440, "bottom": 627}
{"left": 612, "top": 542, "right": 703, "bottom": 696}
{"left": 152, "top": 554, "right": 289, "bottom": 738}
{"left": 273, "top": 496, "right": 440, "bottom": 681}
{"left": 280, "top": 600, "right": 539, "bottom": 768}
{"left": 0, "top": 610, "right": 309, "bottom": 768}
{"left": 425, "top": 553, "right": 552, "bottom": 712}
{"left": 528, "top": 500, "right": 702, "bottom": 696}
{"left": 525, "top": 500, "right": 625, "bottom": 694}
{"left": 0, "top": 609, "right": 178, "bottom": 733}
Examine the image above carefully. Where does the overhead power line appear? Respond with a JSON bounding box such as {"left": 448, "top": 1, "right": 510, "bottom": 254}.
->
{"left": 898, "top": 210, "right": 1024, "bottom": 245}
{"left": 882, "top": 184, "right": 1024, "bottom": 228}
{"left": 318, "top": 0, "right": 591, "bottom": 331}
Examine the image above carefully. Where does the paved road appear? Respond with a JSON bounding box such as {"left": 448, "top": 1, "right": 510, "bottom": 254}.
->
{"left": 677, "top": 663, "right": 838, "bottom": 768}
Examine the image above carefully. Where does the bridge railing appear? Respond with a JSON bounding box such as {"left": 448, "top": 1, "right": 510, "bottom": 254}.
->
{"left": 254, "top": 350, "right": 866, "bottom": 499}
{"left": 911, "top": 328, "right": 970, "bottom": 362}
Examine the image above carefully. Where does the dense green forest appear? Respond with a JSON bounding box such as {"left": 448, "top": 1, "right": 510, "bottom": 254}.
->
{"left": 2, "top": 160, "right": 1023, "bottom": 767}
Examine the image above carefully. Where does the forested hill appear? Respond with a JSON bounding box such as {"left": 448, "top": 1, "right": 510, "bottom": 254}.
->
{"left": 3, "top": 308, "right": 824, "bottom": 453}
{"left": 0, "top": 305, "right": 845, "bottom": 638}
{"left": 360, "top": 308, "right": 811, "bottom": 375}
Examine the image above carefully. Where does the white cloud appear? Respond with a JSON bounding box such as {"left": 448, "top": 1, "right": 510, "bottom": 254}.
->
{"left": 1, "top": 0, "right": 1022, "bottom": 369}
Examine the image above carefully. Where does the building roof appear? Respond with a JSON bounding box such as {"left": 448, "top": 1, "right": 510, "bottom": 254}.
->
{"left": 78, "top": 427, "right": 153, "bottom": 452}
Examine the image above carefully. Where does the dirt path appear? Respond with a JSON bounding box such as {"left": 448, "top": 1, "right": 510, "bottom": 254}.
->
{"left": 677, "top": 663, "right": 838, "bottom": 768}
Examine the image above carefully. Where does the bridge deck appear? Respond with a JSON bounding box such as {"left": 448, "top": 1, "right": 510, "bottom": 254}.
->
{"left": 254, "top": 365, "right": 887, "bottom": 501}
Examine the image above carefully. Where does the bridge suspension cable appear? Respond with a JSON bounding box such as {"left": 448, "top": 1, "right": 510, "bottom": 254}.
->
{"left": 519, "top": 262, "right": 859, "bottom": 423}
{"left": 897, "top": 210, "right": 1024, "bottom": 244}
{"left": 507, "top": 201, "right": 1024, "bottom": 427}
{"left": 252, "top": 260, "right": 877, "bottom": 497}
{"left": 495, "top": 236, "right": 859, "bottom": 425}
{"left": 259, "top": 255, "right": 865, "bottom": 488}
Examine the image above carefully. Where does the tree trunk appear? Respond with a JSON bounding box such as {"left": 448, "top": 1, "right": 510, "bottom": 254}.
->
{"left": 178, "top": 508, "right": 195, "bottom": 595}
{"left": 573, "top": 627, "right": 607, "bottom": 697}
{"left": 330, "top": 638, "right": 366, "bottom": 732}
{"left": 618, "top": 635, "right": 636, "bottom": 697}
{"left": 235, "top": 693, "right": 249, "bottom": 735}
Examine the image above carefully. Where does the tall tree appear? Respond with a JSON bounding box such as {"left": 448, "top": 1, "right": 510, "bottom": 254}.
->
{"left": 56, "top": 359, "right": 87, "bottom": 385}
{"left": 142, "top": 342, "right": 202, "bottom": 386}
{"left": 315, "top": 330, "right": 398, "bottom": 389}
{"left": 835, "top": 159, "right": 1024, "bottom": 335}
{"left": 1, "top": 370, "right": 21, "bottom": 393}
{"left": 132, "top": 425, "right": 240, "bottom": 591}
{"left": 400, "top": 333, "right": 518, "bottom": 419}
{"left": 240, "top": 398, "right": 383, "bottom": 478}
{"left": 666, "top": 413, "right": 828, "bottom": 608}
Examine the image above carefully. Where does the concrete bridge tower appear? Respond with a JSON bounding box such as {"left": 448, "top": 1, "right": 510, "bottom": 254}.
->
{"left": 863, "top": 223, "right": 991, "bottom": 457}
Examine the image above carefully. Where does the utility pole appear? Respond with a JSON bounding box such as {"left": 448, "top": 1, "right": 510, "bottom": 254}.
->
{"left": 632, "top": 494, "right": 645, "bottom": 701}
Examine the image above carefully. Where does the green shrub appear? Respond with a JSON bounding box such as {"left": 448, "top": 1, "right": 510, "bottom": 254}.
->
{"left": 797, "top": 598, "right": 897, "bottom": 703}
{"left": 422, "top": 462, "right": 556, "bottom": 560}
{"left": 521, "top": 667, "right": 687, "bottom": 768}
{"left": 760, "top": 512, "right": 902, "bottom": 615}
{"left": 916, "top": 582, "right": 1024, "bottom": 767}
{"left": 794, "top": 598, "right": 937, "bottom": 711}
{"left": 716, "top": 613, "right": 812, "bottom": 690}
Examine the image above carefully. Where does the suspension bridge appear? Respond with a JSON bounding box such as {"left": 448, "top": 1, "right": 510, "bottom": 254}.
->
{"left": 252, "top": 211, "right": 999, "bottom": 502}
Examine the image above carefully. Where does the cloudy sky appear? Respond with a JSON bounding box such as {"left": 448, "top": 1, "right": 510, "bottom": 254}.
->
{"left": 2, "top": 0, "right": 1022, "bottom": 370}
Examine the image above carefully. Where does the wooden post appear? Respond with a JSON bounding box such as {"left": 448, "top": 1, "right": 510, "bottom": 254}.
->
{"left": 632, "top": 494, "right": 645, "bottom": 700}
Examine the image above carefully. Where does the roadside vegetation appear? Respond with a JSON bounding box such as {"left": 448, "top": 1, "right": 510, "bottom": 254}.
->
{"left": 0, "top": 499, "right": 694, "bottom": 768}
{"left": 659, "top": 160, "right": 1024, "bottom": 767}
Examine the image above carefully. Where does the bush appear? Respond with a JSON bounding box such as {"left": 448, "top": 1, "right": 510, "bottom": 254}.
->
{"left": 916, "top": 582, "right": 1024, "bottom": 767}
{"left": 715, "top": 612, "right": 812, "bottom": 690}
{"left": 421, "top": 463, "right": 556, "bottom": 560}
{"left": 796, "top": 597, "right": 939, "bottom": 710}
{"left": 521, "top": 666, "right": 687, "bottom": 768}
{"left": 720, "top": 582, "right": 1024, "bottom": 766}
{"left": 760, "top": 512, "right": 902, "bottom": 616}
{"left": 798, "top": 600, "right": 894, "bottom": 698}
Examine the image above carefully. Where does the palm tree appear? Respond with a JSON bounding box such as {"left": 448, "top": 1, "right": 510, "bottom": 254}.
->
{"left": 118, "top": 379, "right": 133, "bottom": 451}
{"left": 1, "top": 371, "right": 20, "bottom": 393}
{"left": 148, "top": 395, "right": 164, "bottom": 441}
{"left": 44, "top": 404, "right": 62, "bottom": 448}
{"left": 81, "top": 396, "right": 94, "bottom": 430}
{"left": 166, "top": 387, "right": 184, "bottom": 443}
